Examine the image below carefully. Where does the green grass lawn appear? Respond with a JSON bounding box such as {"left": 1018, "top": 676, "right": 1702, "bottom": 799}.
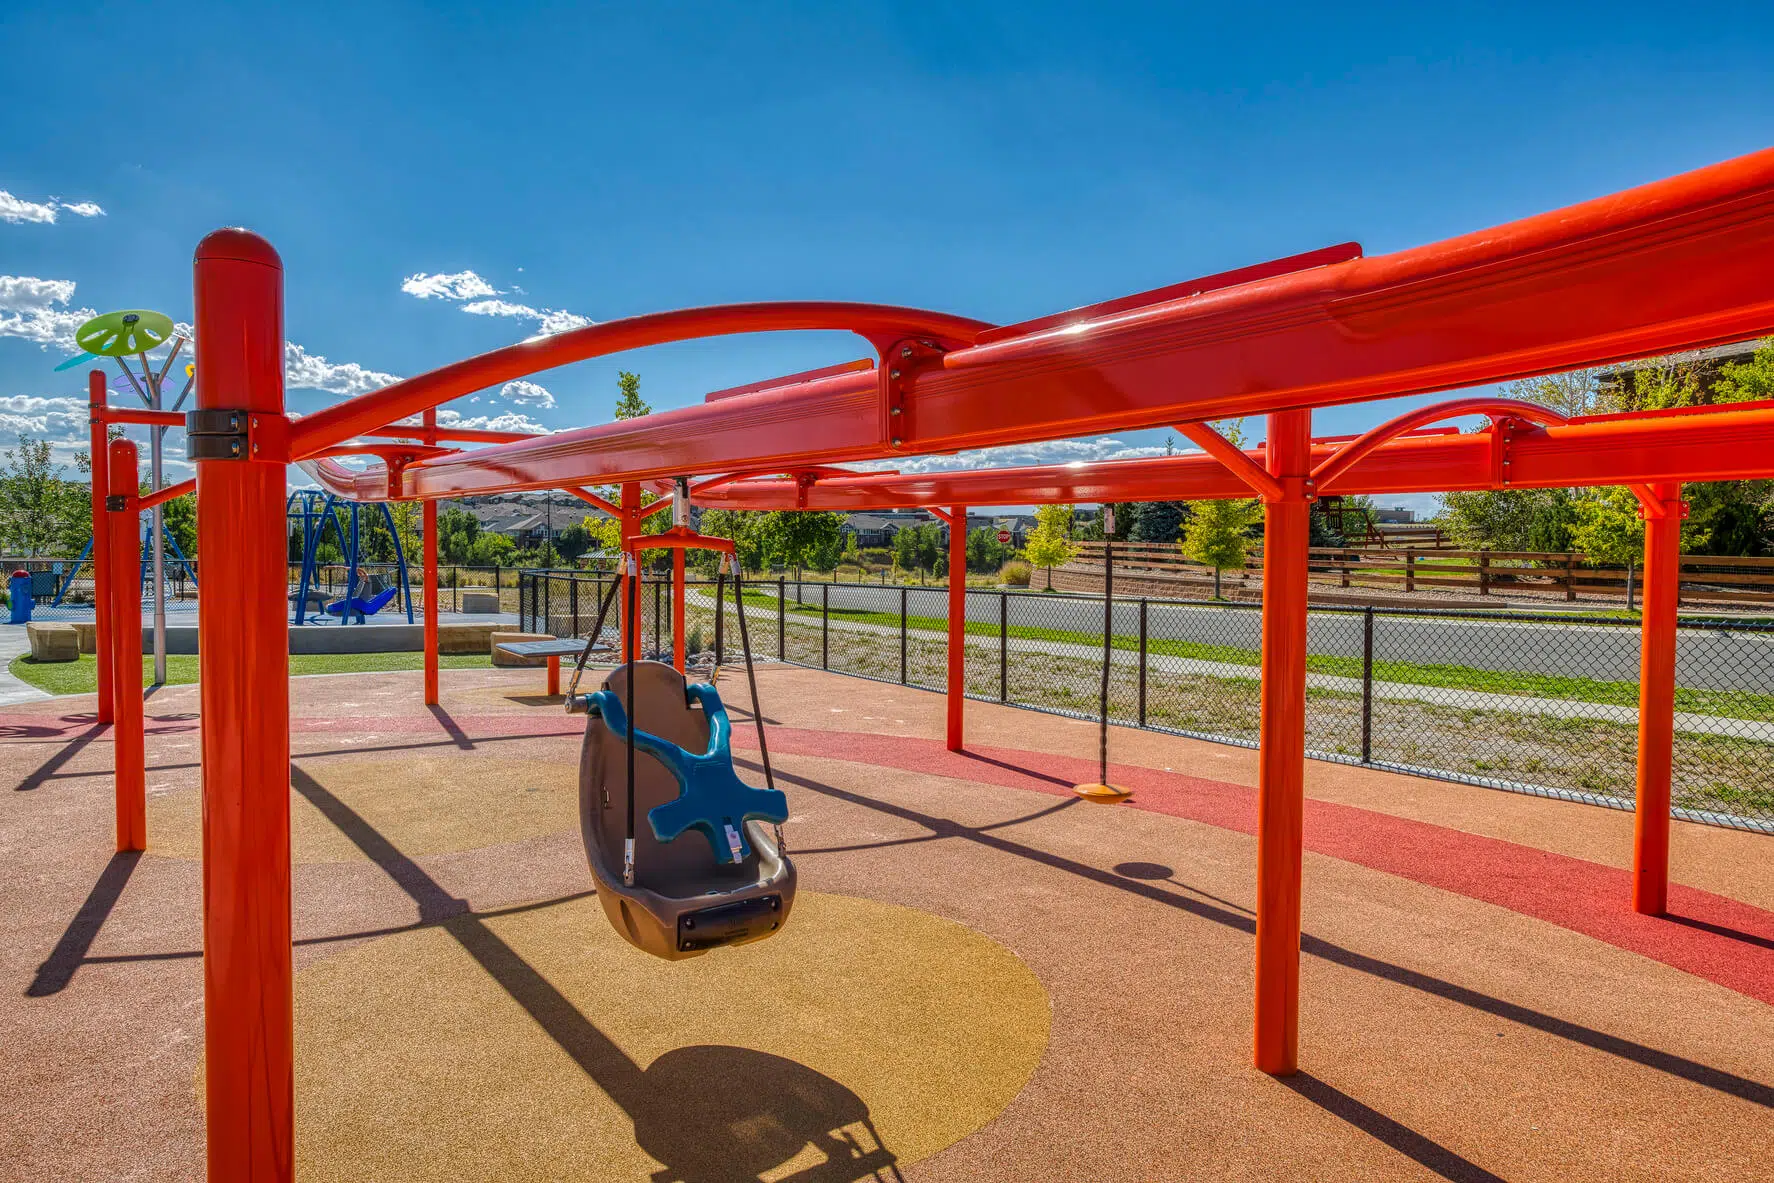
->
{"left": 10, "top": 652, "right": 494, "bottom": 697}
{"left": 718, "top": 588, "right": 1774, "bottom": 722}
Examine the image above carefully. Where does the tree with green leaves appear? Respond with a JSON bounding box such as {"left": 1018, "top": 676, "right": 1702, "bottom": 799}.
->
{"left": 1129, "top": 501, "right": 1189, "bottom": 544}
{"left": 0, "top": 434, "right": 85, "bottom": 556}
{"left": 965, "top": 526, "right": 1009, "bottom": 573}
{"left": 1180, "top": 497, "right": 1262, "bottom": 597}
{"left": 467, "top": 533, "right": 518, "bottom": 567}
{"left": 554, "top": 520, "right": 594, "bottom": 564}
{"left": 436, "top": 507, "right": 483, "bottom": 565}
{"left": 613, "top": 370, "right": 651, "bottom": 419}
{"left": 1023, "top": 503, "right": 1076, "bottom": 590}
{"left": 892, "top": 521, "right": 941, "bottom": 573}
{"left": 1502, "top": 368, "right": 1609, "bottom": 418}
{"left": 752, "top": 511, "right": 843, "bottom": 578}
{"left": 1569, "top": 487, "right": 1645, "bottom": 567}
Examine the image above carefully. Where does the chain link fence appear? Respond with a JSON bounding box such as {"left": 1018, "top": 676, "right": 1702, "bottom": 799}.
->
{"left": 520, "top": 571, "right": 1774, "bottom": 834}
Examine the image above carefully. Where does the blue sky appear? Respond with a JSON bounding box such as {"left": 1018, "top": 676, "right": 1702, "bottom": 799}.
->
{"left": 3, "top": 0, "right": 1771, "bottom": 512}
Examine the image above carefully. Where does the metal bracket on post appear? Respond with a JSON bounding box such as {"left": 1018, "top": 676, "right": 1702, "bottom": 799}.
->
{"left": 185, "top": 409, "right": 290, "bottom": 462}
{"left": 1489, "top": 416, "right": 1524, "bottom": 487}
{"left": 105, "top": 494, "right": 128, "bottom": 512}
{"left": 879, "top": 338, "right": 946, "bottom": 450}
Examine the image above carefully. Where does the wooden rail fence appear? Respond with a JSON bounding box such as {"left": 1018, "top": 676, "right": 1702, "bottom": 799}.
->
{"left": 1067, "top": 541, "right": 1774, "bottom": 605}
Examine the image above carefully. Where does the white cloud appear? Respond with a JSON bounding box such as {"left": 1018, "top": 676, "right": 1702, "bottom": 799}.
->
{"left": 400, "top": 270, "right": 499, "bottom": 300}
{"left": 0, "top": 192, "right": 105, "bottom": 224}
{"left": 284, "top": 342, "right": 401, "bottom": 397}
{"left": 857, "top": 437, "right": 1172, "bottom": 475}
{"left": 0, "top": 192, "right": 59, "bottom": 224}
{"left": 499, "top": 379, "right": 555, "bottom": 409}
{"left": 0, "top": 275, "right": 93, "bottom": 352}
{"left": 535, "top": 309, "right": 593, "bottom": 335}
{"left": 437, "top": 408, "right": 548, "bottom": 434}
{"left": 461, "top": 298, "right": 541, "bottom": 319}
{"left": 0, "top": 276, "right": 78, "bottom": 309}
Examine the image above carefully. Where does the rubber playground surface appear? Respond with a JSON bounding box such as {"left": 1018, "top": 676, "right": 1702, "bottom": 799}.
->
{"left": 3, "top": 665, "right": 1773, "bottom": 1181}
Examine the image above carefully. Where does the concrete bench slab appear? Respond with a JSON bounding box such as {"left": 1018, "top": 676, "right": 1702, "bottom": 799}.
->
{"left": 491, "top": 632, "right": 554, "bottom": 667}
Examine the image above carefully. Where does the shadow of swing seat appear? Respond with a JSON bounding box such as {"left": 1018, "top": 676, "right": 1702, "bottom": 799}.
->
{"left": 580, "top": 661, "right": 796, "bottom": 960}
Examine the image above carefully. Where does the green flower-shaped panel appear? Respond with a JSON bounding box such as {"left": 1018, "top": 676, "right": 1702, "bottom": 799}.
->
{"left": 75, "top": 310, "right": 174, "bottom": 357}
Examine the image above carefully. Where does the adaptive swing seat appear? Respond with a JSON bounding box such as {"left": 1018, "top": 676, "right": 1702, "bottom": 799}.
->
{"left": 580, "top": 660, "right": 795, "bottom": 959}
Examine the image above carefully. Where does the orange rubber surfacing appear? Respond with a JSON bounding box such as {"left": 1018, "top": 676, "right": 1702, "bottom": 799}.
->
{"left": 281, "top": 892, "right": 1049, "bottom": 1182}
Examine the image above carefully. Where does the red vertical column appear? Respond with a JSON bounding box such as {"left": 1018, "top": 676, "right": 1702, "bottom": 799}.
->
{"left": 1254, "top": 409, "right": 1312, "bottom": 1076}
{"left": 946, "top": 505, "right": 966, "bottom": 751}
{"left": 671, "top": 547, "right": 687, "bottom": 673}
{"left": 422, "top": 408, "right": 440, "bottom": 706}
{"left": 88, "top": 371, "right": 114, "bottom": 724}
{"left": 105, "top": 441, "right": 145, "bottom": 851}
{"left": 194, "top": 229, "right": 293, "bottom": 1182}
{"left": 1633, "top": 482, "right": 1684, "bottom": 916}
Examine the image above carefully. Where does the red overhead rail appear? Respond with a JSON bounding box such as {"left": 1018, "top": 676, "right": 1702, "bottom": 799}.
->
{"left": 685, "top": 400, "right": 1774, "bottom": 511}
{"left": 299, "top": 146, "right": 1774, "bottom": 501}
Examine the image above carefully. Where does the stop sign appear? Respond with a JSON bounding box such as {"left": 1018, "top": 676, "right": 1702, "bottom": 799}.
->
{"left": 997, "top": 530, "right": 1012, "bottom": 544}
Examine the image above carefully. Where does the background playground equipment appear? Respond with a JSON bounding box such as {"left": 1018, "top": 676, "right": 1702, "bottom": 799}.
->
{"left": 56, "top": 309, "right": 195, "bottom": 683}
{"left": 68, "top": 146, "right": 1774, "bottom": 1178}
{"left": 286, "top": 489, "right": 415, "bottom": 625}
{"left": 46, "top": 520, "right": 196, "bottom": 611}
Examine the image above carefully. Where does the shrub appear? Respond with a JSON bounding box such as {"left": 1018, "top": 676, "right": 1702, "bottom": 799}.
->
{"left": 999, "top": 559, "right": 1032, "bottom": 587}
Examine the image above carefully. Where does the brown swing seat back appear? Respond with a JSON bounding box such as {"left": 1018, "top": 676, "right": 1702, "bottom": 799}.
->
{"left": 579, "top": 660, "right": 795, "bottom": 960}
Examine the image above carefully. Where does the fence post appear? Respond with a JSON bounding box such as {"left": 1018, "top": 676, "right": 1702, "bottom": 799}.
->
{"left": 999, "top": 591, "right": 1008, "bottom": 703}
{"left": 1361, "top": 607, "right": 1374, "bottom": 764}
{"left": 1565, "top": 553, "right": 1577, "bottom": 602}
{"left": 1138, "top": 597, "right": 1148, "bottom": 727}
{"left": 1479, "top": 550, "right": 1490, "bottom": 596}
{"left": 714, "top": 573, "right": 725, "bottom": 666}
{"left": 821, "top": 581, "right": 830, "bottom": 670}
{"left": 1339, "top": 551, "right": 1349, "bottom": 589}
{"left": 777, "top": 576, "right": 786, "bottom": 660}
{"left": 1625, "top": 557, "right": 1635, "bottom": 612}
{"left": 900, "top": 585, "right": 909, "bottom": 685}
{"left": 653, "top": 578, "right": 662, "bottom": 655}
{"left": 1404, "top": 552, "right": 1415, "bottom": 594}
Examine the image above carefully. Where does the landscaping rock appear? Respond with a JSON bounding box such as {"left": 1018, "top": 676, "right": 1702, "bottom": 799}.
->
{"left": 26, "top": 622, "right": 80, "bottom": 663}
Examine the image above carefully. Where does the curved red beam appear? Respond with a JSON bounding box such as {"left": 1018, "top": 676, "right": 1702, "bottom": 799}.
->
{"left": 289, "top": 303, "right": 993, "bottom": 458}
{"left": 305, "top": 146, "right": 1774, "bottom": 500}
{"left": 1311, "top": 396, "right": 1565, "bottom": 491}
{"left": 689, "top": 401, "right": 1774, "bottom": 511}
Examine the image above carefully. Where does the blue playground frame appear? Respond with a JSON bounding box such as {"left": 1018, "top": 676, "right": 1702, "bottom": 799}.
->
{"left": 286, "top": 489, "right": 415, "bottom": 625}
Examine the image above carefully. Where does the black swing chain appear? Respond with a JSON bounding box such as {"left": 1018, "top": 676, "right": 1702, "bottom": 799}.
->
{"left": 728, "top": 557, "right": 785, "bottom": 855}
{"left": 565, "top": 569, "right": 623, "bottom": 707}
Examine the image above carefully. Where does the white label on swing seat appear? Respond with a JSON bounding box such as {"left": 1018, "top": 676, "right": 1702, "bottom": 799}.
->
{"left": 623, "top": 838, "right": 635, "bottom": 885}
{"left": 724, "top": 824, "right": 743, "bottom": 861}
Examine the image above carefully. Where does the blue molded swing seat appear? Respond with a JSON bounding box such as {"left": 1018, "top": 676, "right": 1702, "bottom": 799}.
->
{"left": 324, "top": 586, "right": 400, "bottom": 619}
{"left": 590, "top": 681, "right": 789, "bottom": 865}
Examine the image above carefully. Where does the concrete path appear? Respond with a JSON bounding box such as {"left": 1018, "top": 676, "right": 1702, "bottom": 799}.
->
{"left": 0, "top": 625, "right": 54, "bottom": 706}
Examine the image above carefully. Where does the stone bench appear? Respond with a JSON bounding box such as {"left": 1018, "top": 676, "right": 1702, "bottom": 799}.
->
{"left": 460, "top": 588, "right": 501, "bottom": 614}
{"left": 26, "top": 622, "right": 80, "bottom": 663}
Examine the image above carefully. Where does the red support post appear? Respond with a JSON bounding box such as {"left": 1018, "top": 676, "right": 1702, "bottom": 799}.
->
{"left": 621, "top": 482, "right": 642, "bottom": 661}
{"left": 193, "top": 229, "right": 293, "bottom": 1182}
{"left": 88, "top": 371, "right": 114, "bottom": 724}
{"left": 546, "top": 653, "right": 561, "bottom": 697}
{"left": 1254, "top": 409, "right": 1312, "bottom": 1077}
{"left": 1633, "top": 482, "right": 1684, "bottom": 916}
{"left": 947, "top": 504, "right": 966, "bottom": 751}
{"left": 105, "top": 440, "right": 144, "bottom": 851}
{"left": 672, "top": 547, "right": 687, "bottom": 673}
{"left": 422, "top": 409, "right": 440, "bottom": 706}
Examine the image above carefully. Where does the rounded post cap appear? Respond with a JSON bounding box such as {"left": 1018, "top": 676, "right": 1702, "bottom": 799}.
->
{"left": 195, "top": 228, "right": 282, "bottom": 269}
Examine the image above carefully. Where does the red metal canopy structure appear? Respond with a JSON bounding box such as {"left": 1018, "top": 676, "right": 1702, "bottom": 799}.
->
{"left": 82, "top": 145, "right": 1774, "bottom": 1180}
